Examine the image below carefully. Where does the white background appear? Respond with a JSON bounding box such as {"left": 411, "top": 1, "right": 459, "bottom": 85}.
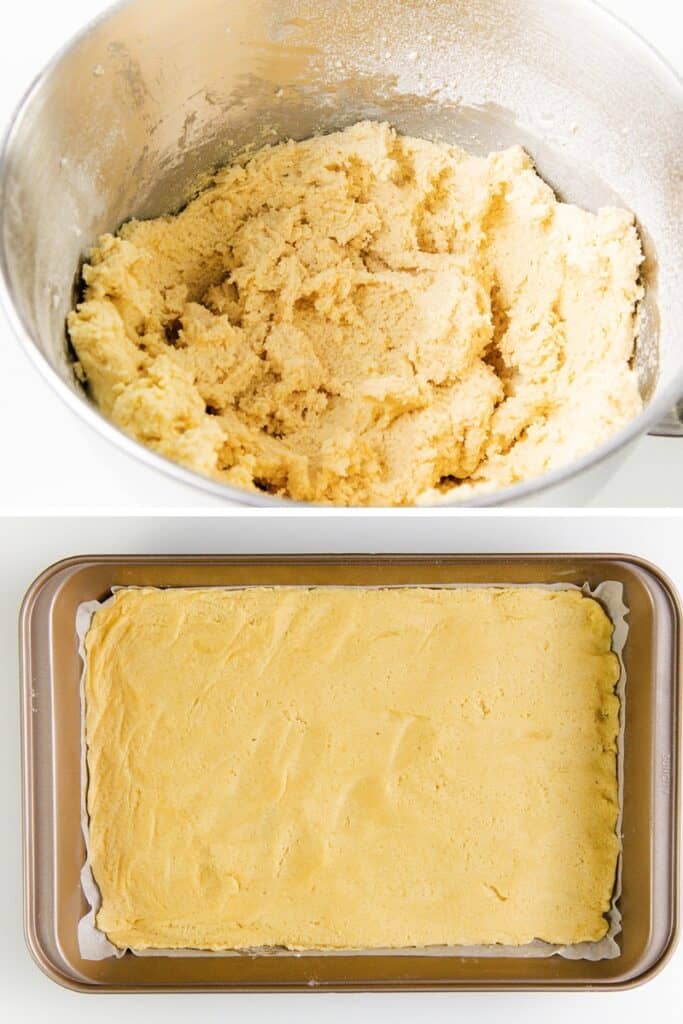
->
{"left": 1, "top": 0, "right": 683, "bottom": 1017}
{"left": 1, "top": 0, "right": 682, "bottom": 509}
{"left": 0, "top": 511, "right": 682, "bottom": 1020}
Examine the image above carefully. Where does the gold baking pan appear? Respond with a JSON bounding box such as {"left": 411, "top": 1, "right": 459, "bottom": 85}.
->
{"left": 19, "top": 554, "right": 680, "bottom": 992}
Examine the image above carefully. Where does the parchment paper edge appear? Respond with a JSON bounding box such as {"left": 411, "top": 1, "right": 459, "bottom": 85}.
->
{"left": 76, "top": 581, "right": 627, "bottom": 962}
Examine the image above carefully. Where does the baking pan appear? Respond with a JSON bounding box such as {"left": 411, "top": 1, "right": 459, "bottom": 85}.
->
{"left": 19, "top": 554, "right": 680, "bottom": 992}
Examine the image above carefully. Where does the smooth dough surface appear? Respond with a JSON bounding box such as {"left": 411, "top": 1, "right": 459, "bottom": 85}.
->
{"left": 68, "top": 122, "right": 643, "bottom": 506}
{"left": 84, "top": 586, "right": 620, "bottom": 951}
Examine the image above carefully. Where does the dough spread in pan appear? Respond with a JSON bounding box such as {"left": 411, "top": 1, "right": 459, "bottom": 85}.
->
{"left": 83, "top": 586, "right": 620, "bottom": 951}
{"left": 68, "top": 121, "right": 643, "bottom": 506}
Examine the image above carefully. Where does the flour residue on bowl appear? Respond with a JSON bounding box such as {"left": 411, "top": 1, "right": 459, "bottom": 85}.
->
{"left": 67, "top": 121, "right": 643, "bottom": 506}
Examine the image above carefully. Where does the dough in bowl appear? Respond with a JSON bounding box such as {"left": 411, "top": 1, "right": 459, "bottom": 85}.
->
{"left": 68, "top": 122, "right": 643, "bottom": 505}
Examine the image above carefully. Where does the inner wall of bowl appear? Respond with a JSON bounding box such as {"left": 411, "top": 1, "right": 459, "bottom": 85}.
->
{"left": 3, "top": 0, "right": 682, "bottom": 404}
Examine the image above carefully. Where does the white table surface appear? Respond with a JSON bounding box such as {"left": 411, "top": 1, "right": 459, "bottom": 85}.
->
{"left": 1, "top": 512, "right": 682, "bottom": 1020}
{"left": 0, "top": 0, "right": 682, "bottom": 510}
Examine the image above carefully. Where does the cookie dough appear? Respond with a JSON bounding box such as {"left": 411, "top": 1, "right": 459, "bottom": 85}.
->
{"left": 68, "top": 122, "right": 643, "bottom": 505}
{"left": 84, "top": 586, "right": 620, "bottom": 951}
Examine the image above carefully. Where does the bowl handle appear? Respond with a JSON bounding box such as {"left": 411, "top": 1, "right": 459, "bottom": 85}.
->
{"left": 648, "top": 401, "right": 683, "bottom": 437}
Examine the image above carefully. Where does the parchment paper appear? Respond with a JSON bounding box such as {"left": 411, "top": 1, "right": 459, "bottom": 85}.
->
{"left": 76, "top": 581, "right": 628, "bottom": 962}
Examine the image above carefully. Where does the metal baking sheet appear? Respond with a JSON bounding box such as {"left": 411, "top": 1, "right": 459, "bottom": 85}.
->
{"left": 19, "top": 554, "right": 680, "bottom": 991}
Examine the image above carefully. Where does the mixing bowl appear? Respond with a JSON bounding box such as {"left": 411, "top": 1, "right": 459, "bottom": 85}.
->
{"left": 0, "top": 0, "right": 681, "bottom": 506}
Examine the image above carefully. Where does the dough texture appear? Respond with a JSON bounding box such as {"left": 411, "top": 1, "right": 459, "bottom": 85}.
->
{"left": 68, "top": 122, "right": 643, "bottom": 505}
{"left": 84, "top": 586, "right": 620, "bottom": 951}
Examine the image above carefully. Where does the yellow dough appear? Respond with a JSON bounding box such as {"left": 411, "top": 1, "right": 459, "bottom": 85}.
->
{"left": 83, "top": 586, "right": 620, "bottom": 951}
{"left": 67, "top": 122, "right": 643, "bottom": 506}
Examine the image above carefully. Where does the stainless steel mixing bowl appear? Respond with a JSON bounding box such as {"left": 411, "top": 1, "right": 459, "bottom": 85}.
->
{"left": 0, "top": 0, "right": 681, "bottom": 506}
